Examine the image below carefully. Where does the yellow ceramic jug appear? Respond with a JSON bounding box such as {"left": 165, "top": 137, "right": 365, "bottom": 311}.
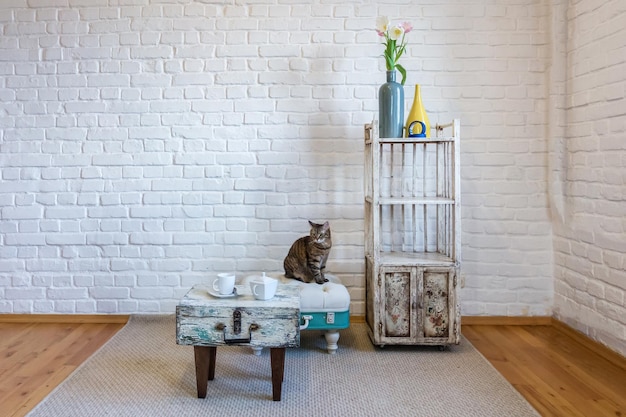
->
{"left": 405, "top": 84, "right": 430, "bottom": 138}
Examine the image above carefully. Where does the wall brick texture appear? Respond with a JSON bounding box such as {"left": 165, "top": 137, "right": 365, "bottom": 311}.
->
{"left": 550, "top": 0, "right": 626, "bottom": 356}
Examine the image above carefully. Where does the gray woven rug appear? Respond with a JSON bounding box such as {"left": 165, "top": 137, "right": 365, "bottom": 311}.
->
{"left": 28, "top": 315, "right": 539, "bottom": 417}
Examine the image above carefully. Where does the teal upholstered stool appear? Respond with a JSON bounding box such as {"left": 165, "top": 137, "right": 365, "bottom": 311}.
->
{"left": 287, "top": 274, "right": 350, "bottom": 354}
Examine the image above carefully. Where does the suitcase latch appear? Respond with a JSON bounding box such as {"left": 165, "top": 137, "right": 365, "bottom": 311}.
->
{"left": 215, "top": 310, "right": 259, "bottom": 345}
{"left": 233, "top": 309, "right": 241, "bottom": 335}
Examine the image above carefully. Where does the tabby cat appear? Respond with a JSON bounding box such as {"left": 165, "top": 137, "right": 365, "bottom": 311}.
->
{"left": 283, "top": 220, "right": 332, "bottom": 284}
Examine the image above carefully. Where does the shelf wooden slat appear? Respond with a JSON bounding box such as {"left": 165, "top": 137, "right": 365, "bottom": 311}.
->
{"left": 378, "top": 197, "right": 455, "bottom": 205}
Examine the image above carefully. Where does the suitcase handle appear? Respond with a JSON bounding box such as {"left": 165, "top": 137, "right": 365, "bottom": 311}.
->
{"left": 215, "top": 323, "right": 259, "bottom": 344}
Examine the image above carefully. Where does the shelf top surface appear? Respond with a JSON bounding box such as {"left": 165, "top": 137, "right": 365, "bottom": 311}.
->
{"left": 374, "top": 251, "right": 457, "bottom": 266}
{"left": 377, "top": 137, "right": 455, "bottom": 144}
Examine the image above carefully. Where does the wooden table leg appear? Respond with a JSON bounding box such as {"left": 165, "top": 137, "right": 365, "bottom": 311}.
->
{"left": 270, "top": 347, "right": 285, "bottom": 401}
{"left": 194, "top": 346, "right": 216, "bottom": 398}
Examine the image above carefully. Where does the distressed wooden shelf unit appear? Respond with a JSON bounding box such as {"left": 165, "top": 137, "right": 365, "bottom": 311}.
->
{"left": 364, "top": 120, "right": 461, "bottom": 348}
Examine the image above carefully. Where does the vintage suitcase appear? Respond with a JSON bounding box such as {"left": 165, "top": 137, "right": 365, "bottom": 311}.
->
{"left": 176, "top": 284, "right": 300, "bottom": 349}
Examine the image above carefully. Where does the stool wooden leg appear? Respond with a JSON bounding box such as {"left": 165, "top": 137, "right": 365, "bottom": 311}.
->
{"left": 270, "top": 348, "right": 285, "bottom": 401}
{"left": 194, "top": 346, "right": 216, "bottom": 398}
{"left": 324, "top": 330, "right": 340, "bottom": 354}
{"left": 207, "top": 346, "right": 216, "bottom": 380}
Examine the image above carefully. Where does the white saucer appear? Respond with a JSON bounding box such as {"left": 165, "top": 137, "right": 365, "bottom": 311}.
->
{"left": 207, "top": 288, "right": 237, "bottom": 298}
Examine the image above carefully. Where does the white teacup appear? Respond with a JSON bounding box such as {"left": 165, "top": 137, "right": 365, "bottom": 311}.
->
{"left": 249, "top": 275, "right": 278, "bottom": 300}
{"left": 212, "top": 273, "right": 236, "bottom": 295}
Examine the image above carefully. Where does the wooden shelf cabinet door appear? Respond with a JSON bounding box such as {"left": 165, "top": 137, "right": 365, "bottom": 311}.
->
{"left": 418, "top": 267, "right": 460, "bottom": 346}
{"left": 378, "top": 265, "right": 418, "bottom": 345}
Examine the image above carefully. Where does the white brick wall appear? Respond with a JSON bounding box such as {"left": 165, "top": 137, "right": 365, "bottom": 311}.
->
{"left": 551, "top": 0, "right": 626, "bottom": 356}
{"left": 1, "top": 1, "right": 555, "bottom": 323}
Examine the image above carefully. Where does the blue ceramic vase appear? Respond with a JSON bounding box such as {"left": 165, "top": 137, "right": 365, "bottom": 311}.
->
{"left": 378, "top": 70, "right": 404, "bottom": 138}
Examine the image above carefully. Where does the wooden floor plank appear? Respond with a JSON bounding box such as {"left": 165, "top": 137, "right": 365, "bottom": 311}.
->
{"left": 65, "top": 323, "right": 125, "bottom": 367}
{"left": 464, "top": 324, "right": 626, "bottom": 417}
{"left": 529, "top": 325, "right": 626, "bottom": 398}
{"left": 509, "top": 325, "right": 626, "bottom": 416}
{"left": 503, "top": 327, "right": 621, "bottom": 417}
{"left": 0, "top": 323, "right": 36, "bottom": 348}
{"left": 464, "top": 326, "right": 589, "bottom": 417}
{"left": 0, "top": 321, "right": 125, "bottom": 417}
{"left": 527, "top": 326, "right": 626, "bottom": 403}
{"left": 0, "top": 324, "right": 74, "bottom": 379}
{"left": 0, "top": 323, "right": 37, "bottom": 372}
{"left": 7, "top": 365, "right": 75, "bottom": 417}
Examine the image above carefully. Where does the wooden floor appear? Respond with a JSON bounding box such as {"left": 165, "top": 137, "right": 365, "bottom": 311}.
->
{"left": 1, "top": 319, "right": 625, "bottom": 417}
{"left": 0, "top": 320, "right": 126, "bottom": 417}
{"left": 464, "top": 324, "right": 626, "bottom": 417}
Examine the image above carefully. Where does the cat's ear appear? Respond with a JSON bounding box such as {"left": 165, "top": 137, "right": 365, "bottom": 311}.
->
{"left": 322, "top": 221, "right": 329, "bottom": 230}
{"left": 308, "top": 220, "right": 315, "bottom": 228}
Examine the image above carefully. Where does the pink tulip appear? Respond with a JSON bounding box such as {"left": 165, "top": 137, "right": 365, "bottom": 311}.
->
{"left": 401, "top": 22, "right": 413, "bottom": 33}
